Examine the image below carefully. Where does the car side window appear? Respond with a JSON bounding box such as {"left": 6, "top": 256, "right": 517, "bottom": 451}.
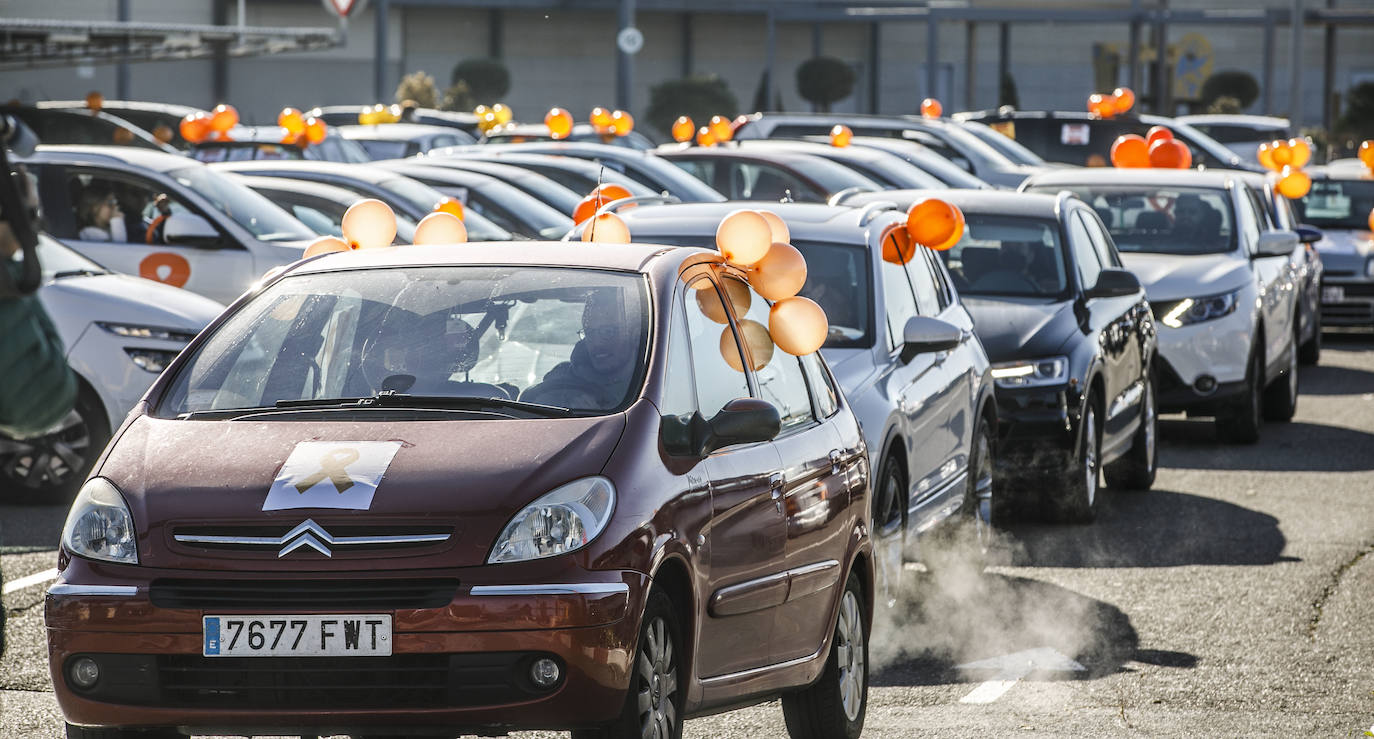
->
{"left": 682, "top": 276, "right": 751, "bottom": 419}
{"left": 63, "top": 171, "right": 190, "bottom": 246}
{"left": 1067, "top": 212, "right": 1103, "bottom": 291}
{"left": 881, "top": 258, "right": 920, "bottom": 351}
{"left": 669, "top": 158, "right": 716, "bottom": 189}
{"left": 1235, "top": 188, "right": 1262, "bottom": 254}
{"left": 659, "top": 298, "right": 700, "bottom": 453}
{"left": 735, "top": 162, "right": 818, "bottom": 202}
{"left": 923, "top": 248, "right": 955, "bottom": 310}
{"left": 1080, "top": 211, "right": 1120, "bottom": 268}
{"left": 735, "top": 283, "right": 816, "bottom": 432}
{"left": 800, "top": 353, "right": 839, "bottom": 419}
{"left": 904, "top": 251, "right": 943, "bottom": 316}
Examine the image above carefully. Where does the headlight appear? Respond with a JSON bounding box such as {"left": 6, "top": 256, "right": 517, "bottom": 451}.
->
{"left": 990, "top": 356, "right": 1068, "bottom": 388}
{"left": 62, "top": 478, "right": 139, "bottom": 565}
{"left": 1155, "top": 289, "right": 1241, "bottom": 328}
{"left": 488, "top": 477, "right": 616, "bottom": 564}
{"left": 97, "top": 322, "right": 199, "bottom": 342}
{"left": 124, "top": 348, "right": 180, "bottom": 373}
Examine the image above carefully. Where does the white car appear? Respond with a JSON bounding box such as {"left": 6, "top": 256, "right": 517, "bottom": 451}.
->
{"left": 1, "top": 235, "right": 224, "bottom": 502}
{"left": 1024, "top": 169, "right": 1302, "bottom": 443}
{"left": 1175, "top": 114, "right": 1293, "bottom": 163}
{"left": 22, "top": 145, "right": 317, "bottom": 304}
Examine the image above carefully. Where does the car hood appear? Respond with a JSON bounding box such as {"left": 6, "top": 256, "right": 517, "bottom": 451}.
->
{"left": 38, "top": 273, "right": 224, "bottom": 348}
{"left": 100, "top": 412, "right": 627, "bottom": 571}
{"left": 818, "top": 346, "right": 879, "bottom": 396}
{"left": 1313, "top": 229, "right": 1374, "bottom": 274}
{"left": 1119, "top": 252, "right": 1251, "bottom": 303}
{"left": 962, "top": 296, "right": 1078, "bottom": 363}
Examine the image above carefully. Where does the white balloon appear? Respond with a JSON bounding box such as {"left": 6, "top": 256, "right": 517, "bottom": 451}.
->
{"left": 413, "top": 212, "right": 468, "bottom": 245}
{"left": 341, "top": 199, "right": 397, "bottom": 249}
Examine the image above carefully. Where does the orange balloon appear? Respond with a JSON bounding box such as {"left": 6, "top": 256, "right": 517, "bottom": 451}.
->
{"left": 710, "top": 115, "right": 733, "bottom": 143}
{"left": 435, "top": 197, "right": 465, "bottom": 220}
{"left": 757, "top": 210, "right": 790, "bottom": 243}
{"left": 769, "top": 296, "right": 828, "bottom": 356}
{"left": 1257, "top": 142, "right": 1278, "bottom": 171}
{"left": 1088, "top": 93, "right": 1117, "bottom": 119}
{"left": 696, "top": 126, "right": 717, "bottom": 147}
{"left": 152, "top": 124, "right": 174, "bottom": 144}
{"left": 210, "top": 104, "right": 239, "bottom": 133}
{"left": 85, "top": 91, "right": 103, "bottom": 111}
{"left": 716, "top": 209, "right": 772, "bottom": 266}
{"left": 721, "top": 320, "right": 775, "bottom": 372}
{"left": 906, "top": 198, "right": 963, "bottom": 249}
{"left": 1110, "top": 134, "right": 1150, "bottom": 168}
{"left": 697, "top": 277, "right": 751, "bottom": 324}
{"left": 1287, "top": 138, "right": 1312, "bottom": 169}
{"left": 278, "top": 107, "right": 305, "bottom": 136}
{"left": 1270, "top": 139, "right": 1293, "bottom": 168}
{"left": 1148, "top": 139, "right": 1191, "bottom": 169}
{"left": 921, "top": 98, "right": 943, "bottom": 118}
{"left": 1146, "top": 126, "right": 1174, "bottom": 146}
{"left": 830, "top": 124, "right": 853, "bottom": 148}
{"left": 590, "top": 106, "right": 613, "bottom": 132}
{"left": 112, "top": 128, "right": 134, "bottom": 145}
{"left": 1112, "top": 87, "right": 1135, "bottom": 114}
{"left": 414, "top": 212, "right": 468, "bottom": 245}
{"left": 545, "top": 107, "right": 574, "bottom": 139}
{"left": 572, "top": 184, "right": 634, "bottom": 223}
{"left": 1368, "top": 207, "right": 1374, "bottom": 233}
{"left": 303, "top": 235, "right": 350, "bottom": 258}
{"left": 610, "top": 110, "right": 635, "bottom": 137}
{"left": 1276, "top": 167, "right": 1311, "bottom": 199}
{"left": 304, "top": 116, "right": 327, "bottom": 144}
{"left": 582, "top": 212, "right": 632, "bottom": 243}
{"left": 672, "top": 116, "right": 695, "bottom": 143}
{"left": 179, "top": 112, "right": 211, "bottom": 143}
{"left": 1360, "top": 141, "right": 1374, "bottom": 169}
{"left": 881, "top": 223, "right": 916, "bottom": 265}
{"left": 750, "top": 242, "right": 807, "bottom": 302}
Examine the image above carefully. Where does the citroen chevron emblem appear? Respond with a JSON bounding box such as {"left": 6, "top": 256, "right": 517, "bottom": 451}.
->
{"left": 279, "top": 519, "right": 336, "bottom": 558}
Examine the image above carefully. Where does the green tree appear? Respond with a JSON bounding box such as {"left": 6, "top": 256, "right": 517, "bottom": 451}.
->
{"left": 1337, "top": 81, "right": 1374, "bottom": 141}
{"left": 999, "top": 73, "right": 1020, "bottom": 109}
{"left": 394, "top": 71, "right": 438, "bottom": 109}
{"left": 451, "top": 58, "right": 511, "bottom": 106}
{"left": 1205, "top": 95, "right": 1243, "bottom": 115}
{"left": 1200, "top": 70, "right": 1260, "bottom": 110}
{"left": 439, "top": 81, "right": 474, "bottom": 113}
{"left": 646, "top": 76, "right": 739, "bottom": 141}
{"left": 796, "top": 56, "right": 855, "bottom": 113}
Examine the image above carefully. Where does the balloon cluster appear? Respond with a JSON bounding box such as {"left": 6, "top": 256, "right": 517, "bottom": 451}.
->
{"left": 921, "top": 98, "right": 943, "bottom": 119}
{"left": 475, "top": 104, "right": 513, "bottom": 134}
{"left": 588, "top": 107, "right": 635, "bottom": 139}
{"left": 1086, "top": 87, "right": 1136, "bottom": 119}
{"left": 669, "top": 115, "right": 741, "bottom": 147}
{"left": 1110, "top": 126, "right": 1191, "bottom": 169}
{"left": 301, "top": 198, "right": 468, "bottom": 260}
{"left": 179, "top": 104, "right": 239, "bottom": 144}
{"left": 1257, "top": 137, "right": 1315, "bottom": 199}
{"left": 276, "top": 107, "right": 327, "bottom": 147}
{"left": 879, "top": 198, "right": 965, "bottom": 266}
{"left": 572, "top": 183, "right": 634, "bottom": 224}
{"left": 358, "top": 103, "right": 401, "bottom": 125}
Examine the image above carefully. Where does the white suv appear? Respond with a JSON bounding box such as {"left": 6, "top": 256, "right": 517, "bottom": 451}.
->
{"left": 1024, "top": 169, "right": 1302, "bottom": 443}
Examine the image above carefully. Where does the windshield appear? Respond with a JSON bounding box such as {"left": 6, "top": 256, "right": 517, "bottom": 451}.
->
{"left": 938, "top": 216, "right": 1069, "bottom": 298}
{"left": 835, "top": 154, "right": 944, "bottom": 190}
{"left": 956, "top": 121, "right": 1045, "bottom": 165}
{"left": 167, "top": 166, "right": 316, "bottom": 242}
{"left": 357, "top": 140, "right": 413, "bottom": 160}
{"left": 1028, "top": 184, "right": 1237, "bottom": 255}
{"left": 1295, "top": 178, "right": 1374, "bottom": 230}
{"left": 157, "top": 266, "right": 650, "bottom": 418}
{"left": 35, "top": 233, "right": 108, "bottom": 279}
{"left": 372, "top": 177, "right": 514, "bottom": 241}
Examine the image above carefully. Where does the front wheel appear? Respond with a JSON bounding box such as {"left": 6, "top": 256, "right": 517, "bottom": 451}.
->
{"left": 1, "top": 383, "right": 110, "bottom": 505}
{"left": 1216, "top": 347, "right": 1262, "bottom": 444}
{"left": 1104, "top": 373, "right": 1157, "bottom": 491}
{"left": 573, "top": 588, "right": 683, "bottom": 739}
{"left": 1050, "top": 395, "right": 1101, "bottom": 523}
{"left": 782, "top": 571, "right": 868, "bottom": 739}
{"left": 1262, "top": 329, "right": 1299, "bottom": 422}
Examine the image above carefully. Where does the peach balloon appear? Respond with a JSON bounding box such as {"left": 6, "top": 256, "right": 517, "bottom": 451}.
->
{"left": 757, "top": 210, "right": 790, "bottom": 244}
{"left": 413, "top": 212, "right": 468, "bottom": 245}
{"left": 830, "top": 124, "right": 853, "bottom": 148}
{"left": 610, "top": 110, "right": 635, "bottom": 137}
{"left": 769, "top": 296, "right": 828, "bottom": 356}
{"left": 750, "top": 242, "right": 807, "bottom": 302}
{"left": 906, "top": 198, "right": 963, "bottom": 249}
{"left": 716, "top": 209, "right": 773, "bottom": 266}
{"left": 921, "top": 98, "right": 942, "bottom": 118}
{"left": 697, "top": 277, "right": 751, "bottom": 324}
{"left": 696, "top": 126, "right": 717, "bottom": 147}
{"left": 545, "top": 107, "right": 574, "bottom": 139}
{"left": 434, "top": 197, "right": 465, "bottom": 221}
{"left": 582, "top": 212, "right": 632, "bottom": 243}
{"left": 672, "top": 116, "right": 695, "bottom": 143}
{"left": 278, "top": 107, "right": 306, "bottom": 136}
{"left": 721, "top": 320, "right": 775, "bottom": 372}
{"left": 1276, "top": 167, "right": 1312, "bottom": 199}
{"left": 304, "top": 117, "right": 327, "bottom": 144}
{"left": 210, "top": 104, "right": 239, "bottom": 133}
{"left": 1287, "top": 138, "right": 1311, "bottom": 169}
{"left": 1146, "top": 126, "right": 1173, "bottom": 146}
{"left": 1112, "top": 87, "right": 1135, "bottom": 114}
{"left": 341, "top": 199, "right": 396, "bottom": 250}
{"left": 1110, "top": 134, "right": 1150, "bottom": 168}
{"left": 303, "top": 235, "right": 350, "bottom": 258}
{"left": 881, "top": 223, "right": 916, "bottom": 265}
{"left": 710, "top": 115, "right": 733, "bottom": 143}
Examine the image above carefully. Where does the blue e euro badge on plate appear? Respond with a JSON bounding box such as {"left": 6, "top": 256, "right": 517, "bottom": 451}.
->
{"left": 262, "top": 441, "right": 402, "bottom": 511}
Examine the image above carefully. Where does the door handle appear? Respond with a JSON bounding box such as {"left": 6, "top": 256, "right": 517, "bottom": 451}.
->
{"left": 769, "top": 472, "right": 784, "bottom": 499}
{"left": 829, "top": 450, "right": 842, "bottom": 475}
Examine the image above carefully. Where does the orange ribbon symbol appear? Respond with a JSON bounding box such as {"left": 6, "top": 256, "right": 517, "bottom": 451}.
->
{"left": 295, "top": 448, "right": 361, "bottom": 494}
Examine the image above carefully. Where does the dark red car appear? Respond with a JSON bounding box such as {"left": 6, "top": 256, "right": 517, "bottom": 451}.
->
{"left": 49, "top": 242, "right": 874, "bottom": 739}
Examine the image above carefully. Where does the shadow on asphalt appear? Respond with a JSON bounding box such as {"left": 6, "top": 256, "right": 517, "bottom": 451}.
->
{"left": 1158, "top": 420, "right": 1374, "bottom": 472}
{"left": 0, "top": 505, "right": 64, "bottom": 550}
{"left": 1001, "top": 488, "right": 1287, "bottom": 568}
{"left": 1296, "top": 364, "right": 1374, "bottom": 396}
{"left": 871, "top": 572, "right": 1146, "bottom": 687}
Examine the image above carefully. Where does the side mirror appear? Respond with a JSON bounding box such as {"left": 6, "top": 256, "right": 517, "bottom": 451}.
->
{"left": 1084, "top": 268, "right": 1141, "bottom": 300}
{"left": 698, "top": 398, "right": 781, "bottom": 456}
{"left": 162, "top": 213, "right": 223, "bottom": 248}
{"left": 1295, "top": 224, "right": 1323, "bottom": 245}
{"left": 900, "top": 316, "right": 961, "bottom": 364}
{"left": 1254, "top": 230, "right": 1299, "bottom": 258}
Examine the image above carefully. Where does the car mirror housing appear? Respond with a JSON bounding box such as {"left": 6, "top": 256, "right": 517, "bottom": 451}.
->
{"left": 163, "top": 212, "right": 223, "bottom": 248}
{"left": 697, "top": 398, "right": 781, "bottom": 456}
{"left": 1295, "top": 224, "right": 1323, "bottom": 245}
{"left": 1254, "top": 230, "right": 1299, "bottom": 258}
{"left": 1084, "top": 268, "right": 1141, "bottom": 300}
{"left": 900, "top": 316, "right": 961, "bottom": 364}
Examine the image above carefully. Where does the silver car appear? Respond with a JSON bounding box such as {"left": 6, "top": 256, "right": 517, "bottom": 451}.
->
{"left": 1295, "top": 162, "right": 1374, "bottom": 327}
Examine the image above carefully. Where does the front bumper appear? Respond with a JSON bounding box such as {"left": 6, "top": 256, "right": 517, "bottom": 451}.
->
{"left": 1319, "top": 278, "right": 1374, "bottom": 326}
{"left": 47, "top": 558, "right": 646, "bottom": 734}
{"left": 1151, "top": 310, "right": 1252, "bottom": 412}
{"left": 992, "top": 385, "right": 1079, "bottom": 476}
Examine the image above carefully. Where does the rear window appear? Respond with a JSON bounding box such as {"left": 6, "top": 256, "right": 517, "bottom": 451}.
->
{"left": 1028, "top": 184, "right": 1236, "bottom": 255}
{"left": 1296, "top": 178, "right": 1374, "bottom": 230}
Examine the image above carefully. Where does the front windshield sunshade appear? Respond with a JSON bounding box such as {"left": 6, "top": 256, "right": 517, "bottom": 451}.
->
{"left": 938, "top": 215, "right": 1069, "bottom": 298}
{"left": 157, "top": 266, "right": 650, "bottom": 418}
{"left": 1031, "top": 185, "right": 1236, "bottom": 255}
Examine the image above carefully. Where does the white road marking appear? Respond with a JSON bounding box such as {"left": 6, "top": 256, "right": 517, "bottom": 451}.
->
{"left": 2, "top": 567, "right": 59, "bottom": 595}
{"left": 956, "top": 647, "right": 1085, "bottom": 704}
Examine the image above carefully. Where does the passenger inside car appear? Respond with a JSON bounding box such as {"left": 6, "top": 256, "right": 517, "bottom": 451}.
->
{"left": 75, "top": 186, "right": 119, "bottom": 241}
{"left": 1172, "top": 194, "right": 1220, "bottom": 244}
{"left": 522, "top": 289, "right": 637, "bottom": 409}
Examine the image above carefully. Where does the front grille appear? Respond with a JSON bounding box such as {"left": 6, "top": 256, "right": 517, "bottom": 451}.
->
{"left": 171, "top": 522, "right": 454, "bottom": 557}
{"left": 149, "top": 578, "right": 459, "bottom": 610}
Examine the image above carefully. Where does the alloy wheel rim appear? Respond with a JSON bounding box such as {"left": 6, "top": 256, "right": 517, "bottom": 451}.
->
{"left": 1288, "top": 336, "right": 1298, "bottom": 399}
{"left": 836, "top": 589, "right": 866, "bottom": 722}
{"left": 1084, "top": 407, "right": 1098, "bottom": 506}
{"left": 880, "top": 467, "right": 903, "bottom": 536}
{"left": 637, "top": 615, "right": 677, "bottom": 739}
{"left": 1143, "top": 381, "right": 1156, "bottom": 472}
{"left": 0, "top": 409, "right": 89, "bottom": 489}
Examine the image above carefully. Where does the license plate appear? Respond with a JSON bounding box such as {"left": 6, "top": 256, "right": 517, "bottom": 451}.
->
{"left": 1322, "top": 286, "right": 1345, "bottom": 303}
{"left": 203, "top": 614, "right": 392, "bottom": 657}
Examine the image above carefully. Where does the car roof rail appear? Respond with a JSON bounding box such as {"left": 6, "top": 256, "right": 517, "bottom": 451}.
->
{"left": 855, "top": 200, "right": 900, "bottom": 227}
{"left": 560, "top": 194, "right": 681, "bottom": 242}
{"left": 827, "top": 186, "right": 875, "bottom": 207}
{"left": 1053, "top": 189, "right": 1079, "bottom": 217}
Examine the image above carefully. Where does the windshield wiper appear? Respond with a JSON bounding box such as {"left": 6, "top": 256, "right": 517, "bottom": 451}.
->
{"left": 274, "top": 392, "right": 574, "bottom": 418}
{"left": 52, "top": 269, "right": 106, "bottom": 279}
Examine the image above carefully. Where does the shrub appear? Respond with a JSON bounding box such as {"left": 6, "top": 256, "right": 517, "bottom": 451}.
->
{"left": 1336, "top": 81, "right": 1374, "bottom": 141}
{"left": 439, "top": 81, "right": 474, "bottom": 113}
{"left": 796, "top": 56, "right": 855, "bottom": 112}
{"left": 1200, "top": 70, "right": 1260, "bottom": 110}
{"left": 1000, "top": 73, "right": 1020, "bottom": 109}
{"left": 394, "top": 71, "right": 438, "bottom": 109}
{"left": 1205, "top": 96, "right": 1243, "bottom": 115}
{"left": 645, "top": 76, "right": 739, "bottom": 140}
{"left": 451, "top": 58, "right": 511, "bottom": 106}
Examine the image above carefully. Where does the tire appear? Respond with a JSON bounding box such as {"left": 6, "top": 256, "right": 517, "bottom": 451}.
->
{"left": 1298, "top": 307, "right": 1321, "bottom": 366}
{"left": 872, "top": 454, "right": 905, "bottom": 539}
{"left": 1262, "top": 329, "right": 1299, "bottom": 422}
{"left": 782, "top": 571, "right": 868, "bottom": 739}
{"left": 1216, "top": 347, "right": 1262, "bottom": 444}
{"left": 572, "top": 587, "right": 684, "bottom": 739}
{"left": 1050, "top": 394, "right": 1102, "bottom": 524}
{"left": 1104, "top": 372, "right": 1158, "bottom": 491}
{"left": 66, "top": 725, "right": 181, "bottom": 739}
{"left": 1, "top": 383, "right": 109, "bottom": 505}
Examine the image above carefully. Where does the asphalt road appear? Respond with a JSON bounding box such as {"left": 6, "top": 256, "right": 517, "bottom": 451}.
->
{"left": 4, "top": 331, "right": 1374, "bottom": 738}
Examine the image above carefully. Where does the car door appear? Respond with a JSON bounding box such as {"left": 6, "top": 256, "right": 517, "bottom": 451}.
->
{"left": 1236, "top": 185, "right": 1295, "bottom": 376}
{"left": 731, "top": 282, "right": 850, "bottom": 663}
{"left": 683, "top": 273, "right": 789, "bottom": 678}
{"left": 1066, "top": 208, "right": 1134, "bottom": 443}
{"left": 1080, "top": 209, "right": 1151, "bottom": 442}
{"left": 39, "top": 164, "right": 253, "bottom": 302}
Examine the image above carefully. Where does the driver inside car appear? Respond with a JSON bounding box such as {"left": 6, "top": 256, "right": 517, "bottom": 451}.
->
{"left": 521, "top": 289, "right": 637, "bottom": 409}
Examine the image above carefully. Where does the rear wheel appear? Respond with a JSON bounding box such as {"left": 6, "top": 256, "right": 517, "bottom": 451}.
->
{"left": 1262, "top": 328, "right": 1299, "bottom": 422}
{"left": 573, "top": 588, "right": 683, "bottom": 739}
{"left": 1104, "top": 372, "right": 1157, "bottom": 491}
{"left": 782, "top": 571, "right": 868, "bottom": 739}
{"left": 1051, "top": 395, "right": 1101, "bottom": 523}
{"left": 1216, "top": 346, "right": 1262, "bottom": 444}
{"left": 1299, "top": 307, "right": 1322, "bottom": 365}
{"left": 872, "top": 455, "right": 905, "bottom": 539}
{"left": 1, "top": 383, "right": 109, "bottom": 505}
